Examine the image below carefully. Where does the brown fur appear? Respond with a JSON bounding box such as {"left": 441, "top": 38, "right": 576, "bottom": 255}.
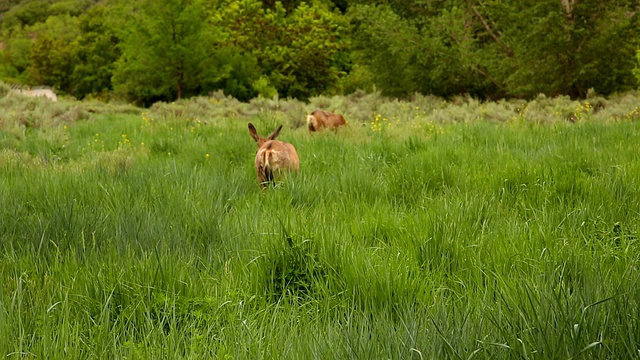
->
{"left": 248, "top": 123, "right": 300, "bottom": 189}
{"left": 306, "top": 110, "right": 346, "bottom": 132}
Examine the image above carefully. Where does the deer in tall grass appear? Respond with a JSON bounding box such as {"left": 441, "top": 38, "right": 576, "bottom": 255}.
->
{"left": 306, "top": 110, "right": 346, "bottom": 132}
{"left": 248, "top": 123, "right": 300, "bottom": 189}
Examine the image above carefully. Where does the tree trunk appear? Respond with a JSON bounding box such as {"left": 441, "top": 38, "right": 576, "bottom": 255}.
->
{"left": 177, "top": 70, "right": 183, "bottom": 100}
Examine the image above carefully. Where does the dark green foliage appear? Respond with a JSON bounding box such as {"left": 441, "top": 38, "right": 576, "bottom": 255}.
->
{"left": 27, "top": 15, "right": 79, "bottom": 92}
{"left": 1, "top": 0, "right": 52, "bottom": 30}
{"left": 0, "top": 80, "right": 9, "bottom": 97}
{"left": 1, "top": 0, "right": 639, "bottom": 101}
{"left": 208, "top": 48, "right": 261, "bottom": 102}
{"left": 349, "top": 0, "right": 640, "bottom": 99}
{"left": 215, "top": 0, "right": 351, "bottom": 100}
{"left": 0, "top": 28, "right": 33, "bottom": 82}
{"left": 262, "top": 234, "right": 329, "bottom": 301}
{"left": 70, "top": 5, "right": 120, "bottom": 99}
{"left": 494, "top": 0, "right": 640, "bottom": 98}
{"left": 0, "top": 0, "right": 98, "bottom": 31}
{"left": 634, "top": 49, "right": 640, "bottom": 85}
{"left": 0, "top": 0, "right": 22, "bottom": 16}
{"left": 111, "top": 0, "right": 220, "bottom": 105}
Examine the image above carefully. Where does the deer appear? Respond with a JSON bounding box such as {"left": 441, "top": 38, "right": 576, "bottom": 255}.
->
{"left": 248, "top": 123, "right": 300, "bottom": 189}
{"left": 306, "top": 110, "right": 346, "bottom": 132}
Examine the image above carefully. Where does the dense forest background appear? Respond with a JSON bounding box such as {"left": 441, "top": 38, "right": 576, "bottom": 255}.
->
{"left": 1, "top": 0, "right": 639, "bottom": 106}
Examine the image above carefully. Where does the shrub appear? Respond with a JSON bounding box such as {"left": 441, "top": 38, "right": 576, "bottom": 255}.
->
{"left": 0, "top": 81, "right": 10, "bottom": 98}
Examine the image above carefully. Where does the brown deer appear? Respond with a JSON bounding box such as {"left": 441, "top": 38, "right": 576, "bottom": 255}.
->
{"left": 248, "top": 123, "right": 300, "bottom": 189}
{"left": 306, "top": 110, "right": 346, "bottom": 132}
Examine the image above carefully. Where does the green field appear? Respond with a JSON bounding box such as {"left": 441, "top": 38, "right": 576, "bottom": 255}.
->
{"left": 1, "top": 91, "right": 640, "bottom": 359}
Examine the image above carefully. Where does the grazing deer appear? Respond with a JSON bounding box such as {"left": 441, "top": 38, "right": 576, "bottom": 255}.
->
{"left": 306, "top": 110, "right": 346, "bottom": 132}
{"left": 248, "top": 123, "right": 300, "bottom": 189}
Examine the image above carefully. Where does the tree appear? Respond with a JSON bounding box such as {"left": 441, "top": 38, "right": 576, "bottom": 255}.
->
{"left": 215, "top": 0, "right": 351, "bottom": 100}
{"left": 348, "top": 4, "right": 488, "bottom": 98}
{"left": 1, "top": 0, "right": 105, "bottom": 89}
{"left": 281, "top": 3, "right": 351, "bottom": 98}
{"left": 0, "top": 28, "right": 32, "bottom": 82}
{"left": 28, "top": 14, "right": 79, "bottom": 92}
{"left": 634, "top": 50, "right": 640, "bottom": 85}
{"left": 1, "top": 0, "right": 52, "bottom": 32}
{"left": 349, "top": 0, "right": 640, "bottom": 99}
{"left": 112, "top": 0, "right": 219, "bottom": 105}
{"left": 70, "top": 5, "right": 120, "bottom": 99}
{"left": 207, "top": 48, "right": 262, "bottom": 101}
{"left": 484, "top": 0, "right": 640, "bottom": 98}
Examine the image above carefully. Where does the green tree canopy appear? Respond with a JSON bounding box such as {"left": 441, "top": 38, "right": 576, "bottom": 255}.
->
{"left": 70, "top": 4, "right": 120, "bottom": 99}
{"left": 1, "top": 0, "right": 52, "bottom": 32}
{"left": 349, "top": 0, "right": 640, "bottom": 99}
{"left": 0, "top": 27, "right": 32, "bottom": 82}
{"left": 214, "top": 0, "right": 351, "bottom": 100}
{"left": 111, "top": 0, "right": 221, "bottom": 105}
{"left": 2, "top": 0, "right": 639, "bottom": 102}
{"left": 28, "top": 14, "right": 79, "bottom": 92}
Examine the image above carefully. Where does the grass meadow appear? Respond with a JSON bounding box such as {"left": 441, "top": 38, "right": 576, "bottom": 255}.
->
{"left": 1, "top": 86, "right": 640, "bottom": 358}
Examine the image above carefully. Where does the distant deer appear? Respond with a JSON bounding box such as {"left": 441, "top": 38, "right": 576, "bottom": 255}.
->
{"left": 306, "top": 110, "right": 346, "bottom": 132}
{"left": 248, "top": 123, "right": 300, "bottom": 189}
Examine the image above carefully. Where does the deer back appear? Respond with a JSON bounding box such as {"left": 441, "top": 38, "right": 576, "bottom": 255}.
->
{"left": 248, "top": 123, "right": 299, "bottom": 187}
{"left": 307, "top": 110, "right": 346, "bottom": 132}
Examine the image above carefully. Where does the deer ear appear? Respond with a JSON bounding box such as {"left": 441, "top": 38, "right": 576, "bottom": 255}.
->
{"left": 248, "top": 123, "right": 260, "bottom": 143}
{"left": 268, "top": 125, "right": 283, "bottom": 140}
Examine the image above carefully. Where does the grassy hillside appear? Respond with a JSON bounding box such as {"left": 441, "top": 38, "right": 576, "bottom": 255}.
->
{"left": 1, "top": 89, "right": 640, "bottom": 358}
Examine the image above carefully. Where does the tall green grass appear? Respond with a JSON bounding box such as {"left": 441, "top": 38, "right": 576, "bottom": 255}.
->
{"left": 1, "top": 93, "right": 640, "bottom": 358}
